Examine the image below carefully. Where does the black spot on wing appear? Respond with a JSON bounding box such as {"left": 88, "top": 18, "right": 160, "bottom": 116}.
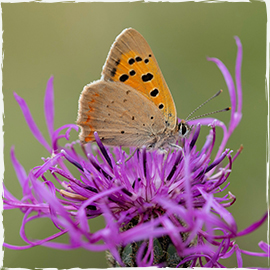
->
{"left": 128, "top": 58, "right": 135, "bottom": 65}
{"left": 142, "top": 73, "right": 153, "bottom": 82}
{"left": 159, "top": 104, "right": 164, "bottom": 110}
{"left": 119, "top": 74, "right": 129, "bottom": 82}
{"left": 129, "top": 70, "right": 136, "bottom": 76}
{"left": 150, "top": 88, "right": 159, "bottom": 97}
{"left": 135, "top": 56, "right": 142, "bottom": 62}
{"left": 111, "top": 68, "right": 116, "bottom": 77}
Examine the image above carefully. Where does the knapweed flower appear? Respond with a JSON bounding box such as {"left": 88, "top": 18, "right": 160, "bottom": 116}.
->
{"left": 3, "top": 37, "right": 269, "bottom": 267}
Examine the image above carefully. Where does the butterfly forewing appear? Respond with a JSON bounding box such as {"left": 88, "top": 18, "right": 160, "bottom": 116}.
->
{"left": 77, "top": 81, "right": 166, "bottom": 147}
{"left": 102, "top": 28, "right": 177, "bottom": 129}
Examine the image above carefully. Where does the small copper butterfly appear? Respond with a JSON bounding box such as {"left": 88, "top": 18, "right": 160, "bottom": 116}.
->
{"left": 77, "top": 28, "right": 190, "bottom": 149}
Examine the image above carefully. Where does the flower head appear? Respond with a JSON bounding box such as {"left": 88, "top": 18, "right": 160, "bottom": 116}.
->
{"left": 3, "top": 37, "right": 269, "bottom": 267}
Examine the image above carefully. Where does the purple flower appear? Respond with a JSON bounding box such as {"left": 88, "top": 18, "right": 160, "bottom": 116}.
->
{"left": 3, "top": 37, "right": 269, "bottom": 267}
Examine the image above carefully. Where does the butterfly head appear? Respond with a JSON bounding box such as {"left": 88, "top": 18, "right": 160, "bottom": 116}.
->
{"left": 177, "top": 119, "right": 191, "bottom": 138}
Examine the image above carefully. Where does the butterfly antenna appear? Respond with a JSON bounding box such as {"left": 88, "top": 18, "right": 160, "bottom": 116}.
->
{"left": 187, "top": 107, "right": 231, "bottom": 121}
{"left": 185, "top": 89, "right": 223, "bottom": 121}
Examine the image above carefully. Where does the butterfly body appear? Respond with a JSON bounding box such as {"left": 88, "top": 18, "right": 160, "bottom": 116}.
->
{"left": 77, "top": 28, "right": 190, "bottom": 149}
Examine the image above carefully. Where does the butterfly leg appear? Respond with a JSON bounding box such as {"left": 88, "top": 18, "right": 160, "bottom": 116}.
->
{"left": 125, "top": 148, "right": 140, "bottom": 163}
{"left": 158, "top": 147, "right": 168, "bottom": 155}
{"left": 168, "top": 143, "right": 185, "bottom": 164}
{"left": 117, "top": 147, "right": 139, "bottom": 164}
{"left": 168, "top": 143, "right": 182, "bottom": 149}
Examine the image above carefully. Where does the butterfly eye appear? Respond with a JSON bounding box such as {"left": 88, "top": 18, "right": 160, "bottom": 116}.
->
{"left": 178, "top": 122, "right": 190, "bottom": 137}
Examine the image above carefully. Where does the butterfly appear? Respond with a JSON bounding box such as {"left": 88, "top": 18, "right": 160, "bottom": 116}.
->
{"left": 76, "top": 28, "right": 190, "bottom": 150}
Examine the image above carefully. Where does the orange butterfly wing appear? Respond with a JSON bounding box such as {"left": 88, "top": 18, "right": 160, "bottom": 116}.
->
{"left": 102, "top": 28, "right": 177, "bottom": 130}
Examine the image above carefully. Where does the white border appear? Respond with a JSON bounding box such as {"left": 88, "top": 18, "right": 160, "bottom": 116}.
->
{"left": 0, "top": 0, "right": 269, "bottom": 269}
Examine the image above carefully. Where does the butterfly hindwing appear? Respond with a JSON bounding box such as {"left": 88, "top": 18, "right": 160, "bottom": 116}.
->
{"left": 102, "top": 28, "right": 177, "bottom": 130}
{"left": 77, "top": 80, "right": 166, "bottom": 147}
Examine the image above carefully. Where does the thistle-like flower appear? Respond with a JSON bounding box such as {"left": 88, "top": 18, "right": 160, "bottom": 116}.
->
{"left": 3, "top": 37, "right": 269, "bottom": 267}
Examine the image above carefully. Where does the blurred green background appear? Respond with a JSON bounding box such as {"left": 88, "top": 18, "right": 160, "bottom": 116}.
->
{"left": 2, "top": 2, "right": 268, "bottom": 268}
